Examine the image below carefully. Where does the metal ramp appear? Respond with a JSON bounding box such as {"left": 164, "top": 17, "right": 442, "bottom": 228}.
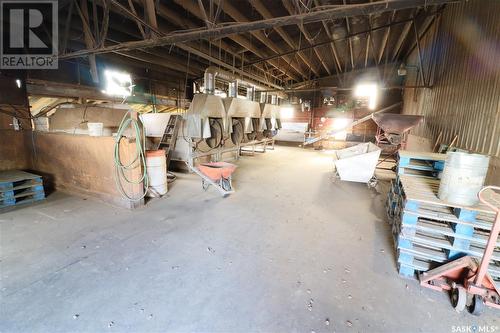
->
{"left": 157, "top": 114, "right": 181, "bottom": 168}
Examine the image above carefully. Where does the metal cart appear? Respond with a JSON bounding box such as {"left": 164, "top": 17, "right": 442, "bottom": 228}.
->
{"left": 187, "top": 162, "right": 237, "bottom": 197}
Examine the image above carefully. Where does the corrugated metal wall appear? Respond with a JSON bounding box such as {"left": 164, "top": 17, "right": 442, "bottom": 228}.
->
{"left": 402, "top": 0, "right": 500, "bottom": 158}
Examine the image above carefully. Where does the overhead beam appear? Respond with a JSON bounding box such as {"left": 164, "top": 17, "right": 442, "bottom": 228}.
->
{"left": 64, "top": 25, "right": 206, "bottom": 75}
{"left": 142, "top": 0, "right": 158, "bottom": 37}
{"left": 343, "top": 0, "right": 355, "bottom": 70}
{"left": 172, "top": 0, "right": 301, "bottom": 82}
{"left": 179, "top": 44, "right": 283, "bottom": 90}
{"left": 289, "top": 62, "right": 398, "bottom": 89}
{"left": 245, "top": 15, "right": 436, "bottom": 67}
{"left": 152, "top": 4, "right": 286, "bottom": 86}
{"left": 377, "top": 11, "right": 396, "bottom": 64}
{"left": 404, "top": 14, "right": 438, "bottom": 59}
{"left": 127, "top": 0, "right": 146, "bottom": 38}
{"left": 249, "top": 0, "right": 320, "bottom": 77}
{"left": 26, "top": 79, "right": 181, "bottom": 106}
{"left": 60, "top": 0, "right": 461, "bottom": 60}
{"left": 76, "top": 0, "right": 99, "bottom": 83}
{"left": 314, "top": 0, "right": 343, "bottom": 74}
{"left": 213, "top": 0, "right": 309, "bottom": 80}
{"left": 282, "top": 0, "right": 331, "bottom": 75}
{"left": 364, "top": 34, "right": 370, "bottom": 67}
{"left": 101, "top": 0, "right": 287, "bottom": 87}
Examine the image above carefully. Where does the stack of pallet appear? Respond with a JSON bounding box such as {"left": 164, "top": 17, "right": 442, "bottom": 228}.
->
{"left": 0, "top": 170, "right": 45, "bottom": 209}
{"left": 386, "top": 151, "right": 500, "bottom": 280}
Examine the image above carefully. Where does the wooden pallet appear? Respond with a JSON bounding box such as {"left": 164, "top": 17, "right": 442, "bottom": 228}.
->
{"left": 0, "top": 170, "right": 45, "bottom": 208}
{"left": 397, "top": 150, "right": 446, "bottom": 178}
{"left": 397, "top": 244, "right": 500, "bottom": 280}
{"left": 398, "top": 175, "right": 495, "bottom": 214}
{"left": 386, "top": 174, "right": 500, "bottom": 278}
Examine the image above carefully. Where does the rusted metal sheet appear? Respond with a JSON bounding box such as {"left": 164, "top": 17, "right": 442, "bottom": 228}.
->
{"left": 401, "top": 0, "right": 500, "bottom": 158}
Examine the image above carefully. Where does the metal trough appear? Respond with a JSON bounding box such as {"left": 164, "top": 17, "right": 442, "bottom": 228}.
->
{"left": 371, "top": 113, "right": 423, "bottom": 134}
{"left": 333, "top": 142, "right": 381, "bottom": 183}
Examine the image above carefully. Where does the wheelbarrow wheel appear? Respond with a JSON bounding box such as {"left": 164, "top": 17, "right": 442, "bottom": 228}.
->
{"left": 367, "top": 176, "right": 378, "bottom": 188}
{"left": 451, "top": 286, "right": 467, "bottom": 312}
{"left": 221, "top": 177, "right": 232, "bottom": 192}
{"left": 468, "top": 295, "right": 484, "bottom": 316}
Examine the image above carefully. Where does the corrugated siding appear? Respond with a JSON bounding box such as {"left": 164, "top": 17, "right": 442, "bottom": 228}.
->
{"left": 401, "top": 0, "right": 500, "bottom": 158}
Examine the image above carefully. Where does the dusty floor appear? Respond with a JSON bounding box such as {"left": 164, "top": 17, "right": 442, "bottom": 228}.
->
{"left": 1, "top": 146, "right": 498, "bottom": 333}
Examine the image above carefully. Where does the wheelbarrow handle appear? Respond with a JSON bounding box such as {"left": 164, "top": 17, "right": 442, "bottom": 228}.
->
{"left": 478, "top": 185, "right": 500, "bottom": 213}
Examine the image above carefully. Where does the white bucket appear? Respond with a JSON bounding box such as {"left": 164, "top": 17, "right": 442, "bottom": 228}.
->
{"left": 87, "top": 122, "right": 104, "bottom": 136}
{"left": 146, "top": 150, "right": 168, "bottom": 197}
{"left": 438, "top": 152, "right": 490, "bottom": 206}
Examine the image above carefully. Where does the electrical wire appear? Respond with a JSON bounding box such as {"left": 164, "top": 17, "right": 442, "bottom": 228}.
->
{"left": 113, "top": 110, "right": 149, "bottom": 201}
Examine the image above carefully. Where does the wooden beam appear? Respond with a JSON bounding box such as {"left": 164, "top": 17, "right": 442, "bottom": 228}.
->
{"left": 213, "top": 0, "right": 308, "bottom": 80}
{"left": 413, "top": 18, "right": 426, "bottom": 86}
{"left": 377, "top": 11, "right": 396, "bottom": 64}
{"left": 250, "top": 0, "right": 321, "bottom": 77}
{"left": 128, "top": 0, "right": 145, "bottom": 38}
{"left": 147, "top": 1, "right": 286, "bottom": 86}
{"left": 314, "top": 0, "right": 342, "bottom": 74}
{"left": 197, "top": 0, "right": 211, "bottom": 28}
{"left": 76, "top": 0, "right": 99, "bottom": 83}
{"left": 26, "top": 79, "right": 180, "bottom": 106}
{"left": 60, "top": 0, "right": 461, "bottom": 60}
{"left": 245, "top": 16, "right": 425, "bottom": 66}
{"left": 61, "top": 0, "right": 74, "bottom": 53}
{"left": 172, "top": 0, "right": 301, "bottom": 82}
{"left": 342, "top": 0, "right": 355, "bottom": 70}
{"left": 143, "top": 0, "right": 158, "bottom": 37}
{"left": 282, "top": 0, "right": 331, "bottom": 75}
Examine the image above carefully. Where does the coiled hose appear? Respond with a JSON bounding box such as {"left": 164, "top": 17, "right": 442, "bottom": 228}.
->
{"left": 113, "top": 110, "right": 149, "bottom": 201}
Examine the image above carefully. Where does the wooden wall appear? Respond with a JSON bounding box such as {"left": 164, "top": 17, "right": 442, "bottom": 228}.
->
{"left": 30, "top": 132, "right": 144, "bottom": 208}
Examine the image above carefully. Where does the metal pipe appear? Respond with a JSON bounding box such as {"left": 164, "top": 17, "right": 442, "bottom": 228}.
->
{"left": 246, "top": 86, "right": 255, "bottom": 101}
{"left": 228, "top": 81, "right": 238, "bottom": 98}
{"left": 203, "top": 66, "right": 287, "bottom": 98}
{"left": 259, "top": 85, "right": 428, "bottom": 93}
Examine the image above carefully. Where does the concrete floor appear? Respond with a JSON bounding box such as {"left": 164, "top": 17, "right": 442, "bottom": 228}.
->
{"left": 1, "top": 146, "right": 498, "bottom": 333}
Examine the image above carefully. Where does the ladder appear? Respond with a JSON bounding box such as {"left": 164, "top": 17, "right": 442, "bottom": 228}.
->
{"left": 157, "top": 115, "right": 181, "bottom": 167}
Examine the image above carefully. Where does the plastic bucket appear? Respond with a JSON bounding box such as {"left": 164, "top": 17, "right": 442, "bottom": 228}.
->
{"left": 438, "top": 152, "right": 490, "bottom": 206}
{"left": 146, "top": 150, "right": 168, "bottom": 197}
{"left": 87, "top": 122, "right": 104, "bottom": 136}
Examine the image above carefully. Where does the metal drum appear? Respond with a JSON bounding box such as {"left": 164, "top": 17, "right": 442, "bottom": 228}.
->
{"left": 438, "top": 152, "right": 490, "bottom": 206}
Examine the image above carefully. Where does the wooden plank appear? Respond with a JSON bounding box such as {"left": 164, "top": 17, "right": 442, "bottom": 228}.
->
{"left": 400, "top": 232, "right": 500, "bottom": 261}
{"left": 403, "top": 217, "right": 500, "bottom": 247}
{"left": 399, "top": 175, "right": 496, "bottom": 214}
{"left": 0, "top": 170, "right": 41, "bottom": 183}
{"left": 0, "top": 180, "right": 43, "bottom": 193}
{"left": 398, "top": 247, "right": 500, "bottom": 279}
{"left": 404, "top": 208, "right": 494, "bottom": 231}
{"left": 399, "top": 150, "right": 446, "bottom": 161}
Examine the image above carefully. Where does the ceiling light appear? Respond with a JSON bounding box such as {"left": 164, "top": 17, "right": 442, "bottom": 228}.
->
{"left": 104, "top": 69, "right": 133, "bottom": 97}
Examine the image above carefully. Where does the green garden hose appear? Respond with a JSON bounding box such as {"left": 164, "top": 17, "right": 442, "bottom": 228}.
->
{"left": 113, "top": 110, "right": 149, "bottom": 201}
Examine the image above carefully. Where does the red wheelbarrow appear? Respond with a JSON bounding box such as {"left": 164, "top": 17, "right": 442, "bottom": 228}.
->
{"left": 187, "top": 162, "right": 237, "bottom": 197}
{"left": 419, "top": 186, "right": 500, "bottom": 315}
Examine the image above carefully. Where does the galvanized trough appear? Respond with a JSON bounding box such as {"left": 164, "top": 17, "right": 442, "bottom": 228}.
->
{"left": 333, "top": 142, "right": 381, "bottom": 183}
